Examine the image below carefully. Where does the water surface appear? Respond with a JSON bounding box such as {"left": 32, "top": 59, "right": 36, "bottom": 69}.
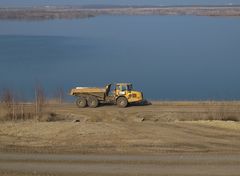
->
{"left": 0, "top": 16, "right": 240, "bottom": 100}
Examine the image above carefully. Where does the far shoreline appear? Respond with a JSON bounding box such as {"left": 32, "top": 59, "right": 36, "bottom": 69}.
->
{"left": 0, "top": 5, "right": 240, "bottom": 20}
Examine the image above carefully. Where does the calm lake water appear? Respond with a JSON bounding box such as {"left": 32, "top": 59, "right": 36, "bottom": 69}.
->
{"left": 0, "top": 16, "right": 240, "bottom": 100}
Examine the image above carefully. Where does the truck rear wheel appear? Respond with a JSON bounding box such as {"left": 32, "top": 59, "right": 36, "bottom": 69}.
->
{"left": 87, "top": 96, "right": 99, "bottom": 108}
{"left": 76, "top": 97, "right": 87, "bottom": 108}
{"left": 117, "top": 97, "right": 128, "bottom": 108}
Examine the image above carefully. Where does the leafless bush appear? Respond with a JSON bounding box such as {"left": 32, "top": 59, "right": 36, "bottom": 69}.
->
{"left": 1, "top": 89, "right": 15, "bottom": 119}
{"left": 0, "top": 89, "right": 29, "bottom": 120}
{"left": 0, "top": 86, "right": 66, "bottom": 122}
{"left": 207, "top": 103, "right": 240, "bottom": 122}
{"left": 178, "top": 102, "right": 240, "bottom": 122}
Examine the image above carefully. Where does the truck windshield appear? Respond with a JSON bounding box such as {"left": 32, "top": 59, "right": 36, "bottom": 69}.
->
{"left": 117, "top": 84, "right": 133, "bottom": 91}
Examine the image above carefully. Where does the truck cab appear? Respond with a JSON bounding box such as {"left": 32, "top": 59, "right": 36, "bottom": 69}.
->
{"left": 113, "top": 83, "right": 143, "bottom": 107}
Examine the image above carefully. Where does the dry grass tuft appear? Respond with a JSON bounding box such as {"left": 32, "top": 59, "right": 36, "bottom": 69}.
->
{"left": 178, "top": 102, "right": 240, "bottom": 122}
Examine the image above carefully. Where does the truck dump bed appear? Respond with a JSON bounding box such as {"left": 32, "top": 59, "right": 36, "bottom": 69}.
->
{"left": 70, "top": 87, "right": 106, "bottom": 96}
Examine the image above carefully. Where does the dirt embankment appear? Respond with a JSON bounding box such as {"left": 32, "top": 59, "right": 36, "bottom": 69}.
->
{"left": 0, "top": 102, "right": 240, "bottom": 154}
{"left": 0, "top": 6, "right": 240, "bottom": 20}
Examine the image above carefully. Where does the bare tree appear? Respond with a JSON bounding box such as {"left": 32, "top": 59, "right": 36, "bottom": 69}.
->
{"left": 55, "top": 87, "right": 65, "bottom": 104}
{"left": 17, "top": 93, "right": 26, "bottom": 120}
{"left": 35, "top": 84, "right": 45, "bottom": 119}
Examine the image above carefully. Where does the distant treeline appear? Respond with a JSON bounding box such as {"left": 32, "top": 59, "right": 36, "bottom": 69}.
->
{"left": 0, "top": 6, "right": 240, "bottom": 20}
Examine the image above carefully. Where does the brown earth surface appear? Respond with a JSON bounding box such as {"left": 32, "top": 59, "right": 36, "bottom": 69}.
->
{"left": 0, "top": 101, "right": 240, "bottom": 154}
{"left": 0, "top": 102, "right": 240, "bottom": 175}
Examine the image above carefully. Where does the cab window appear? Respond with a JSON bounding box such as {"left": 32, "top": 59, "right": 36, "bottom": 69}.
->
{"left": 116, "top": 85, "right": 120, "bottom": 90}
{"left": 121, "top": 85, "right": 127, "bottom": 91}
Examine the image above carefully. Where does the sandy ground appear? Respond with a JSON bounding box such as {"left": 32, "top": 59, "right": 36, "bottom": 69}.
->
{"left": 0, "top": 102, "right": 240, "bottom": 175}
{"left": 0, "top": 102, "right": 240, "bottom": 153}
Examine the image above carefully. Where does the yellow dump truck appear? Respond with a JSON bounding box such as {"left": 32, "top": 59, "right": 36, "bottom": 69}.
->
{"left": 70, "top": 83, "right": 144, "bottom": 108}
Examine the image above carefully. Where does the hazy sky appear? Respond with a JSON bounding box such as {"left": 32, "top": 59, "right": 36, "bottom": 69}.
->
{"left": 0, "top": 0, "right": 239, "bottom": 7}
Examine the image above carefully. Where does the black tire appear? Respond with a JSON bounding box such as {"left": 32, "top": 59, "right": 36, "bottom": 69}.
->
{"left": 87, "top": 96, "right": 99, "bottom": 108}
{"left": 76, "top": 97, "right": 87, "bottom": 108}
{"left": 117, "top": 97, "right": 128, "bottom": 108}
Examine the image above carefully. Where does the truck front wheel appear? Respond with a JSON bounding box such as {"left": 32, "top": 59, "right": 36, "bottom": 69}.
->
{"left": 87, "top": 96, "right": 99, "bottom": 108}
{"left": 117, "top": 97, "right": 128, "bottom": 108}
{"left": 76, "top": 97, "right": 87, "bottom": 108}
